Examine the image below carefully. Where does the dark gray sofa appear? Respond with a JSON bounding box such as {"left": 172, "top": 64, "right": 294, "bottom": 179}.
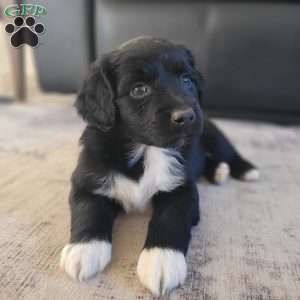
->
{"left": 34, "top": 1, "right": 300, "bottom": 123}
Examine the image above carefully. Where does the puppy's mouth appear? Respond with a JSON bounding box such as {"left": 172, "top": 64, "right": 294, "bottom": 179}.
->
{"left": 159, "top": 132, "right": 194, "bottom": 148}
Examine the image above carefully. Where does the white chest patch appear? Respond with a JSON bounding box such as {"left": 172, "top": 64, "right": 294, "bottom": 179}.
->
{"left": 93, "top": 146, "right": 185, "bottom": 212}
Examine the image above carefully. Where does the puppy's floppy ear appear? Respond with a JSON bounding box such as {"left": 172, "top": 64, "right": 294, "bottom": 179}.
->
{"left": 179, "top": 46, "right": 205, "bottom": 103}
{"left": 75, "top": 56, "right": 115, "bottom": 131}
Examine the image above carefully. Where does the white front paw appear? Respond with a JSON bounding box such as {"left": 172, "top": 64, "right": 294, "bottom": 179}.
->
{"left": 60, "top": 240, "right": 111, "bottom": 281}
{"left": 137, "top": 247, "right": 187, "bottom": 296}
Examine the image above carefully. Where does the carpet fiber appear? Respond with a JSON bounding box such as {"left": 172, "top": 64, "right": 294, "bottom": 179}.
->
{"left": 0, "top": 103, "right": 300, "bottom": 300}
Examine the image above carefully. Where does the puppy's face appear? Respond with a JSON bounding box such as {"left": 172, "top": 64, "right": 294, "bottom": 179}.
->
{"left": 76, "top": 37, "right": 204, "bottom": 148}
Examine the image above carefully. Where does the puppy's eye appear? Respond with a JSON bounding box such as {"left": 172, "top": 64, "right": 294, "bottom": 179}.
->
{"left": 130, "top": 84, "right": 151, "bottom": 99}
{"left": 181, "top": 75, "right": 193, "bottom": 89}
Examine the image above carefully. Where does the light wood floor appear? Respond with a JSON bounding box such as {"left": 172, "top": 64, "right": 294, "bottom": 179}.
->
{"left": 0, "top": 103, "right": 300, "bottom": 300}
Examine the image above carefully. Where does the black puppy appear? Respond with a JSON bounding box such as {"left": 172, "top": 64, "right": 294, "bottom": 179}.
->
{"left": 60, "top": 37, "right": 259, "bottom": 296}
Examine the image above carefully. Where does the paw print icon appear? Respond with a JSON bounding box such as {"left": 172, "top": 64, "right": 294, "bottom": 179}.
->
{"left": 5, "top": 16, "right": 45, "bottom": 48}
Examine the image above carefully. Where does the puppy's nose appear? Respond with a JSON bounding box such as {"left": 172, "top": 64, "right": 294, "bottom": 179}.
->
{"left": 171, "top": 108, "right": 195, "bottom": 127}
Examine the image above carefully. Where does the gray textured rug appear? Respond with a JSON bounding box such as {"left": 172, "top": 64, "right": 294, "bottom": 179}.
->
{"left": 0, "top": 103, "right": 300, "bottom": 300}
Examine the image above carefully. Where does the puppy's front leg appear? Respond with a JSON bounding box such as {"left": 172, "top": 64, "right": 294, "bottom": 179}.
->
{"left": 137, "top": 183, "right": 199, "bottom": 296}
{"left": 60, "top": 188, "right": 120, "bottom": 281}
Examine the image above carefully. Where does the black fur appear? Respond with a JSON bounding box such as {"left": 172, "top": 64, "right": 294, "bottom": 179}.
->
{"left": 75, "top": 57, "right": 116, "bottom": 132}
{"left": 69, "top": 37, "right": 257, "bottom": 262}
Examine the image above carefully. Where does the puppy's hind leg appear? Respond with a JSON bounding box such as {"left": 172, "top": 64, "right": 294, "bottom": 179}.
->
{"left": 205, "top": 158, "right": 230, "bottom": 185}
{"left": 202, "top": 118, "right": 259, "bottom": 183}
{"left": 230, "top": 154, "right": 260, "bottom": 182}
